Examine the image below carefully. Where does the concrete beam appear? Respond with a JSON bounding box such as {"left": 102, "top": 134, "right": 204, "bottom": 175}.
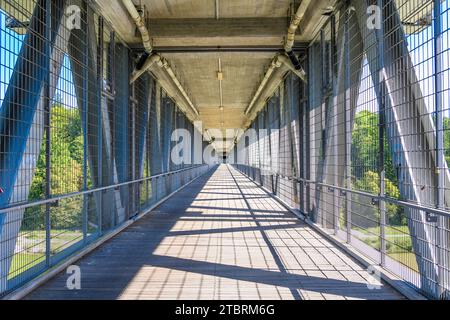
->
{"left": 149, "top": 17, "right": 286, "bottom": 38}
{"left": 148, "top": 18, "right": 286, "bottom": 47}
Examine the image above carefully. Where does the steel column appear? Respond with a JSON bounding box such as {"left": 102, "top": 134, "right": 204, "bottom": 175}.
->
{"left": 377, "top": 0, "right": 387, "bottom": 267}
{"left": 433, "top": 0, "right": 446, "bottom": 299}
{"left": 0, "top": 0, "right": 66, "bottom": 291}
{"left": 352, "top": 0, "right": 448, "bottom": 296}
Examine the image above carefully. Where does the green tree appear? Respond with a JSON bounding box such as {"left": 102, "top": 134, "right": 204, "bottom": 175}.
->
{"left": 353, "top": 171, "right": 405, "bottom": 225}
{"left": 25, "top": 104, "right": 84, "bottom": 230}
{"left": 351, "top": 111, "right": 406, "bottom": 227}
{"left": 352, "top": 110, "right": 396, "bottom": 183}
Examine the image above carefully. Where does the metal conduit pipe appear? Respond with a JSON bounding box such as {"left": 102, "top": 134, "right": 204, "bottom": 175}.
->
{"left": 157, "top": 56, "right": 200, "bottom": 116}
{"left": 284, "top": 0, "right": 312, "bottom": 52}
{"left": 122, "top": 0, "right": 152, "bottom": 53}
{"left": 129, "top": 53, "right": 161, "bottom": 84}
{"left": 122, "top": 0, "right": 153, "bottom": 69}
{"left": 129, "top": 53, "right": 199, "bottom": 117}
{"left": 277, "top": 54, "right": 307, "bottom": 82}
{"left": 130, "top": 54, "right": 199, "bottom": 118}
{"left": 244, "top": 54, "right": 305, "bottom": 116}
{"left": 246, "top": 65, "right": 287, "bottom": 125}
{"left": 123, "top": 0, "right": 199, "bottom": 117}
{"left": 244, "top": 55, "right": 282, "bottom": 115}
{"left": 245, "top": 1, "right": 311, "bottom": 117}
{"left": 283, "top": 0, "right": 311, "bottom": 79}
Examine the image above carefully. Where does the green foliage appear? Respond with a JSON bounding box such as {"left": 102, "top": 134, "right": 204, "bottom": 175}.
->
{"left": 386, "top": 236, "right": 413, "bottom": 253}
{"left": 351, "top": 110, "right": 409, "bottom": 227}
{"left": 50, "top": 198, "right": 83, "bottom": 230}
{"left": 444, "top": 118, "right": 450, "bottom": 165}
{"left": 361, "top": 233, "right": 413, "bottom": 254}
{"left": 353, "top": 171, "right": 406, "bottom": 226}
{"left": 352, "top": 111, "right": 396, "bottom": 182}
{"left": 21, "top": 107, "right": 449, "bottom": 233}
{"left": 352, "top": 113, "right": 450, "bottom": 195}
{"left": 354, "top": 171, "right": 399, "bottom": 199}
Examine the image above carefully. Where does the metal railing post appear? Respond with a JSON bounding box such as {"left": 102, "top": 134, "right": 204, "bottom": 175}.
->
{"left": 344, "top": 7, "right": 352, "bottom": 244}
{"left": 131, "top": 82, "right": 138, "bottom": 218}
{"left": 377, "top": 0, "right": 387, "bottom": 267}
{"left": 433, "top": 0, "right": 445, "bottom": 299}
{"left": 305, "top": 54, "right": 311, "bottom": 220}
{"left": 44, "top": 0, "right": 52, "bottom": 267}
{"left": 299, "top": 72, "right": 305, "bottom": 213}
{"left": 82, "top": 1, "right": 89, "bottom": 243}
{"left": 331, "top": 13, "right": 340, "bottom": 236}
{"left": 97, "top": 15, "right": 104, "bottom": 235}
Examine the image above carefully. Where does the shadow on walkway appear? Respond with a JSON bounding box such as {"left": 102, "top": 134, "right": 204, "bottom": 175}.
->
{"left": 25, "top": 165, "right": 404, "bottom": 300}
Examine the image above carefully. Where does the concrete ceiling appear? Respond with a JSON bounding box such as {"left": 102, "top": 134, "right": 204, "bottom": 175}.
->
{"left": 141, "top": 0, "right": 294, "bottom": 19}
{"left": 164, "top": 52, "right": 275, "bottom": 128}
{"left": 94, "top": 0, "right": 336, "bottom": 152}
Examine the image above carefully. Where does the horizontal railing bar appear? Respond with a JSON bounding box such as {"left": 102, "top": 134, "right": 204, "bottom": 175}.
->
{"left": 306, "top": 180, "right": 450, "bottom": 220}
{"left": 0, "top": 165, "right": 207, "bottom": 214}
{"left": 237, "top": 167, "right": 450, "bottom": 219}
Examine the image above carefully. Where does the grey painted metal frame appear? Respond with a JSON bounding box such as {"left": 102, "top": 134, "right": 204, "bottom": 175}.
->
{"left": 235, "top": 0, "right": 450, "bottom": 300}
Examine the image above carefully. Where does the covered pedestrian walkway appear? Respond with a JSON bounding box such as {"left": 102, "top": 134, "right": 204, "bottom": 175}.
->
{"left": 25, "top": 165, "right": 404, "bottom": 300}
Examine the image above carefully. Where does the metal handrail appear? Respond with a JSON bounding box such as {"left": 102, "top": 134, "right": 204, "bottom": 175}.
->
{"left": 0, "top": 164, "right": 208, "bottom": 214}
{"left": 235, "top": 165, "right": 450, "bottom": 219}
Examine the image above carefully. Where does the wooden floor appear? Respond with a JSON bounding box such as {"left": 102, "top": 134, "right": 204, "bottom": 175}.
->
{"left": 26, "top": 165, "right": 405, "bottom": 300}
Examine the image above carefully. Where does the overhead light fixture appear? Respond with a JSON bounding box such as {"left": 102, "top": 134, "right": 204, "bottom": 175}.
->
{"left": 215, "top": 0, "right": 220, "bottom": 20}
{"left": 218, "top": 58, "right": 224, "bottom": 111}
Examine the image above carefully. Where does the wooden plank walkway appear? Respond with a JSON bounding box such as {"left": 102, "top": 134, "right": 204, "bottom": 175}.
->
{"left": 26, "top": 165, "right": 405, "bottom": 300}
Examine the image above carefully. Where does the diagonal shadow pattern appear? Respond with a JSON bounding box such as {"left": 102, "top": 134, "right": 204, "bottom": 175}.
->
{"left": 25, "top": 165, "right": 404, "bottom": 300}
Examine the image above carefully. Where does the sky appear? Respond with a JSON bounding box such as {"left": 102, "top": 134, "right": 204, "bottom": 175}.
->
{"left": 0, "top": 9, "right": 78, "bottom": 110}
{"left": 357, "top": 0, "right": 450, "bottom": 117}
{"left": 0, "top": 9, "right": 24, "bottom": 105}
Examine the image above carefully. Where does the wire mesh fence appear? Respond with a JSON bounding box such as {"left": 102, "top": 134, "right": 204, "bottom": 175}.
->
{"left": 0, "top": 0, "right": 210, "bottom": 297}
{"left": 234, "top": 0, "right": 450, "bottom": 300}
{"left": 1, "top": 0, "right": 450, "bottom": 301}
